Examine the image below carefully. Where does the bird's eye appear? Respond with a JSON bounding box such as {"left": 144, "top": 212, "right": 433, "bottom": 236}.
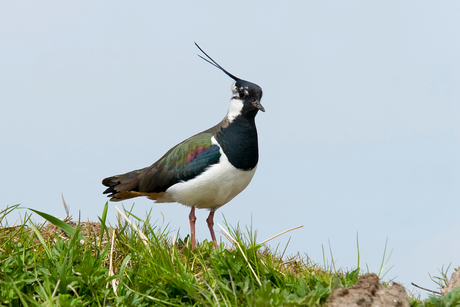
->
{"left": 239, "top": 89, "right": 246, "bottom": 98}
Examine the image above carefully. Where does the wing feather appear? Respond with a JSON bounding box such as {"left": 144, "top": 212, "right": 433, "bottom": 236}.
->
{"left": 102, "top": 132, "right": 221, "bottom": 199}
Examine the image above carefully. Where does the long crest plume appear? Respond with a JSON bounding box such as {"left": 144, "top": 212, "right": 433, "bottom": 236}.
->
{"left": 195, "top": 42, "right": 240, "bottom": 81}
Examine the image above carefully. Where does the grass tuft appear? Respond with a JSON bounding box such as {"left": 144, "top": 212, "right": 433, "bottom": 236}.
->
{"left": 0, "top": 204, "right": 458, "bottom": 306}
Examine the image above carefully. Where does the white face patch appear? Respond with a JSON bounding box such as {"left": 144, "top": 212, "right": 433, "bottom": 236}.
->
{"left": 227, "top": 98, "right": 244, "bottom": 122}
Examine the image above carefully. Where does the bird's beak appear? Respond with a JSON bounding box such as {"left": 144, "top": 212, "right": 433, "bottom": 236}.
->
{"left": 253, "top": 100, "right": 265, "bottom": 112}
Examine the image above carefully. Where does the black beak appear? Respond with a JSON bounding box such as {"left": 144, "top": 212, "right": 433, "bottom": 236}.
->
{"left": 254, "top": 100, "right": 265, "bottom": 112}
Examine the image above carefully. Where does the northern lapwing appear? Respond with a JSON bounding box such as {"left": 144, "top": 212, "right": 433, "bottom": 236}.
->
{"left": 102, "top": 43, "right": 264, "bottom": 248}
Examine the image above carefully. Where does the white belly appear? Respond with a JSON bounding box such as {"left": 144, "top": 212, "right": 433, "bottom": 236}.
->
{"left": 156, "top": 141, "right": 257, "bottom": 210}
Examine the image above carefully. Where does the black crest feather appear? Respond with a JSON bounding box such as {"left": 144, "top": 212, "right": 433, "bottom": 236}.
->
{"left": 195, "top": 42, "right": 240, "bottom": 81}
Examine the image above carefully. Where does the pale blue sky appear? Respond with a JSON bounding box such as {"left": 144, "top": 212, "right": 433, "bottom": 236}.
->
{"left": 1, "top": 1, "right": 459, "bottom": 297}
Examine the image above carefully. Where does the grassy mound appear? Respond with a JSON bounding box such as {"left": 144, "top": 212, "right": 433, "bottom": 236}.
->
{"left": 0, "top": 203, "right": 456, "bottom": 306}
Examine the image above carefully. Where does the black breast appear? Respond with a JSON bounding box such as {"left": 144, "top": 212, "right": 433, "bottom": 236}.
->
{"left": 216, "top": 116, "right": 259, "bottom": 171}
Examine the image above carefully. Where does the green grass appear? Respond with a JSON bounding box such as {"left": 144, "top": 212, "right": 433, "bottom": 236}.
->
{"left": 0, "top": 203, "right": 457, "bottom": 306}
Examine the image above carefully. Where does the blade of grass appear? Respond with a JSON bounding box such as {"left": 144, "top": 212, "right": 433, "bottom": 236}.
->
{"left": 12, "top": 280, "right": 29, "bottom": 307}
{"left": 114, "top": 206, "right": 150, "bottom": 249}
{"left": 108, "top": 228, "right": 118, "bottom": 296}
{"left": 29, "top": 222, "right": 52, "bottom": 259}
{"left": 322, "top": 244, "right": 329, "bottom": 272}
{"left": 328, "top": 239, "right": 337, "bottom": 273}
{"left": 120, "top": 281, "right": 183, "bottom": 306}
{"left": 52, "top": 280, "right": 61, "bottom": 298}
{"left": 356, "top": 232, "right": 360, "bottom": 270}
{"left": 378, "top": 237, "right": 394, "bottom": 279}
{"left": 197, "top": 276, "right": 221, "bottom": 307}
{"left": 259, "top": 225, "right": 303, "bottom": 245}
{"left": 61, "top": 193, "right": 71, "bottom": 220}
{"left": 98, "top": 201, "right": 109, "bottom": 250}
{"left": 0, "top": 204, "right": 20, "bottom": 221}
{"left": 28, "top": 208, "right": 86, "bottom": 241}
{"left": 217, "top": 223, "right": 262, "bottom": 287}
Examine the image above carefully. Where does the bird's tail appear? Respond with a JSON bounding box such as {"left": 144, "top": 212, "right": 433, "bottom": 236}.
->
{"left": 102, "top": 168, "right": 146, "bottom": 201}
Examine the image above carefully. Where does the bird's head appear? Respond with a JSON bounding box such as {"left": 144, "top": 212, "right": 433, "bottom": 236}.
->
{"left": 195, "top": 43, "right": 265, "bottom": 121}
{"left": 230, "top": 79, "right": 264, "bottom": 116}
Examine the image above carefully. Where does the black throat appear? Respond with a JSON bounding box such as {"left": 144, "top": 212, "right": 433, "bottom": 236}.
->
{"left": 216, "top": 115, "right": 259, "bottom": 171}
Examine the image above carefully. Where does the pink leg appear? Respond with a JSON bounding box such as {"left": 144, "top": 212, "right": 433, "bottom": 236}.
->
{"left": 189, "top": 207, "right": 197, "bottom": 249}
{"left": 206, "top": 210, "right": 218, "bottom": 248}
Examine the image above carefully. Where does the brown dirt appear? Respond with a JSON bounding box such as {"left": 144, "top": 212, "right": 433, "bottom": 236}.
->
{"left": 326, "top": 273, "right": 409, "bottom": 307}
{"left": 442, "top": 270, "right": 460, "bottom": 295}
{"left": 40, "top": 221, "right": 112, "bottom": 248}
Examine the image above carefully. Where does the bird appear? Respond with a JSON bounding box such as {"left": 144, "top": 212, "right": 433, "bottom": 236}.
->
{"left": 102, "top": 43, "right": 264, "bottom": 249}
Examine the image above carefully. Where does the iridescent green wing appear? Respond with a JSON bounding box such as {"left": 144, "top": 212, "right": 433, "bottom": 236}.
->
{"left": 137, "top": 132, "right": 221, "bottom": 192}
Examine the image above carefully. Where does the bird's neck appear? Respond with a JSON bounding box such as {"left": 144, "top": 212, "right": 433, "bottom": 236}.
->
{"left": 226, "top": 98, "right": 244, "bottom": 123}
{"left": 217, "top": 113, "right": 259, "bottom": 170}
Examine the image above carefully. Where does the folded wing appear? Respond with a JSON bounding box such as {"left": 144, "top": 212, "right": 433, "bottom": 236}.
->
{"left": 102, "top": 133, "right": 221, "bottom": 200}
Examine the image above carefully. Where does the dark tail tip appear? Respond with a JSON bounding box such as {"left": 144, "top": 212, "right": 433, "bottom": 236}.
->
{"left": 102, "top": 176, "right": 119, "bottom": 196}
